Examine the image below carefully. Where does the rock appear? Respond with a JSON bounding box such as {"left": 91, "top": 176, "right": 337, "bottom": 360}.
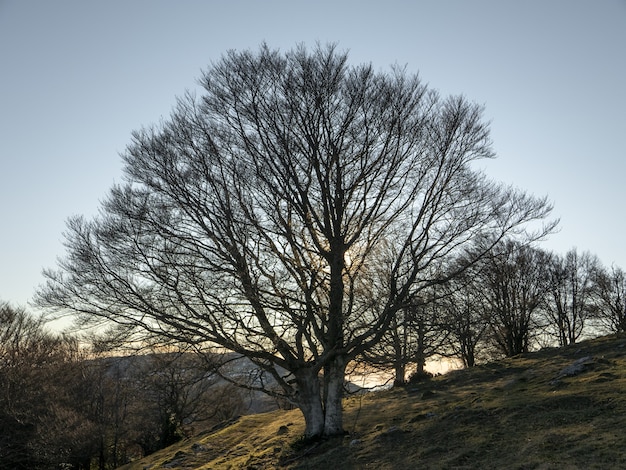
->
{"left": 191, "top": 443, "right": 208, "bottom": 453}
{"left": 277, "top": 425, "right": 289, "bottom": 435}
{"left": 556, "top": 356, "right": 593, "bottom": 378}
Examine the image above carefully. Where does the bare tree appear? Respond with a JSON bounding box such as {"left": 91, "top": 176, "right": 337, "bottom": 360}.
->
{"left": 593, "top": 264, "right": 626, "bottom": 334}
{"left": 132, "top": 346, "right": 245, "bottom": 453}
{"left": 0, "top": 303, "right": 92, "bottom": 470}
{"left": 36, "top": 44, "right": 555, "bottom": 438}
{"left": 363, "top": 287, "right": 450, "bottom": 385}
{"left": 440, "top": 269, "right": 490, "bottom": 368}
{"left": 544, "top": 248, "right": 598, "bottom": 346}
{"left": 0, "top": 302, "right": 43, "bottom": 470}
{"left": 480, "top": 241, "right": 553, "bottom": 357}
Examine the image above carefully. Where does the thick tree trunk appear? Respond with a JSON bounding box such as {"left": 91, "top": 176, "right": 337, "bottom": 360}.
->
{"left": 294, "top": 358, "right": 347, "bottom": 438}
{"left": 323, "top": 355, "right": 346, "bottom": 436}
{"left": 295, "top": 368, "right": 324, "bottom": 438}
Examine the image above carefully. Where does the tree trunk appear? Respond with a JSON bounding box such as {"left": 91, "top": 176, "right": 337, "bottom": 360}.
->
{"left": 295, "top": 358, "right": 347, "bottom": 438}
{"left": 465, "top": 347, "right": 476, "bottom": 368}
{"left": 323, "top": 355, "right": 346, "bottom": 436}
{"left": 391, "top": 315, "right": 406, "bottom": 386}
{"left": 394, "top": 362, "right": 406, "bottom": 386}
{"left": 295, "top": 368, "right": 324, "bottom": 438}
{"left": 416, "top": 354, "right": 426, "bottom": 375}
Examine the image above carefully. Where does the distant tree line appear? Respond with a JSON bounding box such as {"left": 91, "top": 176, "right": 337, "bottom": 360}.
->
{"left": 362, "top": 240, "right": 626, "bottom": 385}
{"left": 0, "top": 302, "right": 248, "bottom": 470}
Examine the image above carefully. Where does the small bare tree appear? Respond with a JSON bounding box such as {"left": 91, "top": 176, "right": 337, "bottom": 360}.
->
{"left": 440, "top": 268, "right": 490, "bottom": 368}
{"left": 544, "top": 248, "right": 599, "bottom": 346}
{"left": 36, "top": 44, "right": 555, "bottom": 437}
{"left": 480, "top": 241, "right": 553, "bottom": 357}
{"left": 362, "top": 287, "right": 450, "bottom": 385}
{"left": 593, "top": 264, "right": 626, "bottom": 334}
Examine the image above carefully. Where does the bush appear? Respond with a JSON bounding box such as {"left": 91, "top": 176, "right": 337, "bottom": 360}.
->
{"left": 407, "top": 370, "right": 433, "bottom": 384}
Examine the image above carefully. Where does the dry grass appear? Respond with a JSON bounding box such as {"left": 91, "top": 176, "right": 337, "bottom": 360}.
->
{"left": 120, "top": 334, "right": 626, "bottom": 469}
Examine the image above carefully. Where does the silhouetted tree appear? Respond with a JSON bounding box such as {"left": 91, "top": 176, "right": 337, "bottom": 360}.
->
{"left": 0, "top": 303, "right": 89, "bottom": 469}
{"left": 363, "top": 286, "right": 450, "bottom": 385}
{"left": 36, "top": 44, "right": 555, "bottom": 438}
{"left": 0, "top": 305, "right": 38, "bottom": 470}
{"left": 440, "top": 268, "right": 490, "bottom": 367}
{"left": 544, "top": 248, "right": 598, "bottom": 346}
{"left": 593, "top": 265, "right": 626, "bottom": 334}
{"left": 130, "top": 346, "right": 245, "bottom": 454}
{"left": 480, "top": 241, "right": 553, "bottom": 356}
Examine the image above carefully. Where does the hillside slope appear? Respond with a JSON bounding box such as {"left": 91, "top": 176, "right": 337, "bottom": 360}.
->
{"left": 120, "top": 334, "right": 626, "bottom": 469}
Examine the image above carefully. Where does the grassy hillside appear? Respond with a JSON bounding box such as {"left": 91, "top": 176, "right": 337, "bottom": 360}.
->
{"left": 120, "top": 334, "right": 626, "bottom": 469}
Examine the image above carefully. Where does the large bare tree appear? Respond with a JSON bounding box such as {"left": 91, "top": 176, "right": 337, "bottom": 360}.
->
{"left": 37, "top": 44, "right": 555, "bottom": 437}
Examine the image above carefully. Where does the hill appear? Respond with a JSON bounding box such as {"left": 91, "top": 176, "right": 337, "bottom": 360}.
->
{"left": 119, "top": 334, "right": 626, "bottom": 469}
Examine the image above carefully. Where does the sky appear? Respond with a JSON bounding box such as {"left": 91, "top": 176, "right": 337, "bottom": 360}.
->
{"left": 1, "top": 0, "right": 625, "bottom": 310}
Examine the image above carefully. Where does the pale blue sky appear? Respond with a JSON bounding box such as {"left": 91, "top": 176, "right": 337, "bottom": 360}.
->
{"left": 1, "top": 0, "right": 625, "bottom": 307}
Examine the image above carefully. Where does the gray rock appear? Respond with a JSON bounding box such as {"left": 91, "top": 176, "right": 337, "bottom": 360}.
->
{"left": 557, "top": 356, "right": 593, "bottom": 378}
{"left": 191, "top": 443, "right": 208, "bottom": 453}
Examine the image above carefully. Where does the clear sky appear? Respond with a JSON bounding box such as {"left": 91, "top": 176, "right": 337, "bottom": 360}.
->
{"left": 1, "top": 0, "right": 625, "bottom": 308}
